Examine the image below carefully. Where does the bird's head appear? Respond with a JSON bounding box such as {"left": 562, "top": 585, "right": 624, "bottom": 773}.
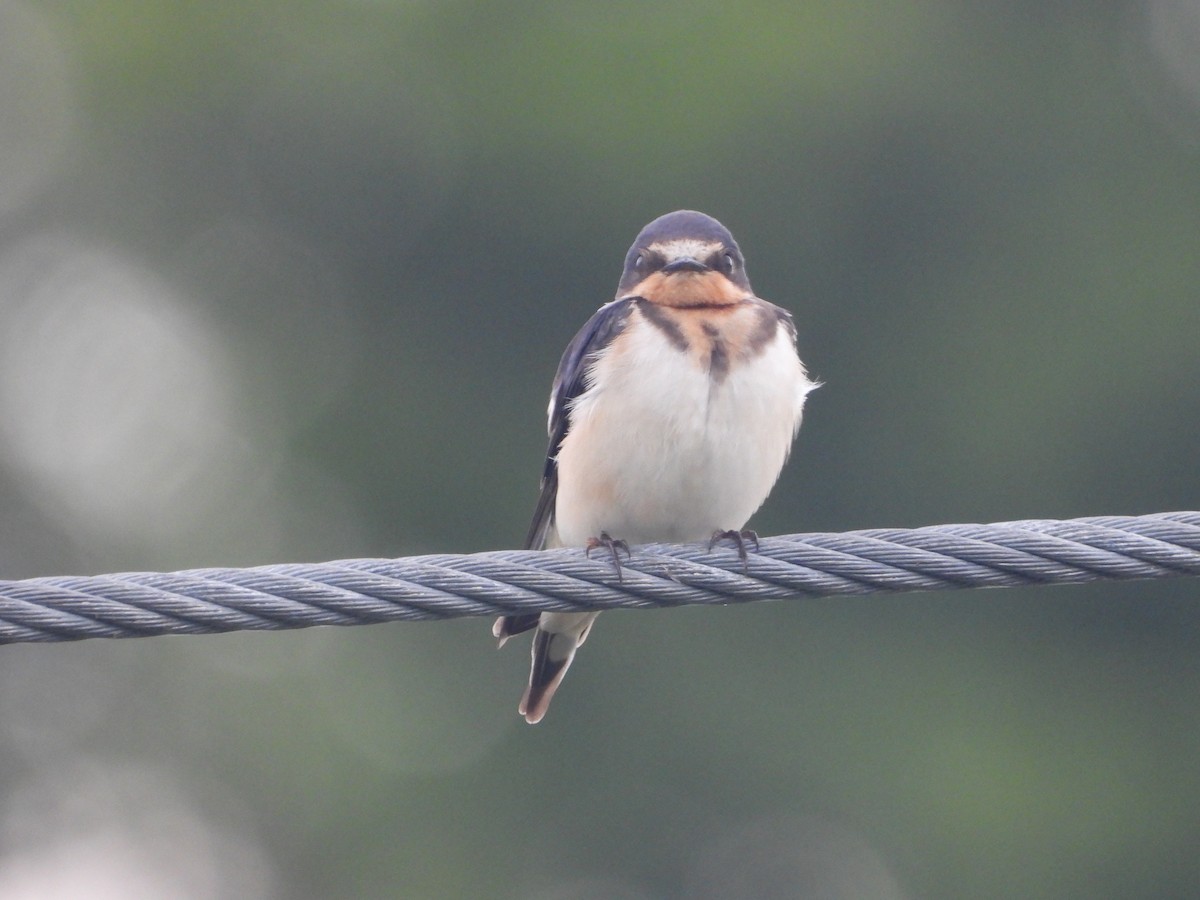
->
{"left": 617, "top": 210, "right": 752, "bottom": 308}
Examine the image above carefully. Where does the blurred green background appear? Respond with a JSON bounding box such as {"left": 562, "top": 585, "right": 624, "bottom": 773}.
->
{"left": 0, "top": 1, "right": 1197, "bottom": 897}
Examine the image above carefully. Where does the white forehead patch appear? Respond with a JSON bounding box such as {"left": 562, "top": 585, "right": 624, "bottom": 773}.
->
{"left": 649, "top": 239, "right": 723, "bottom": 262}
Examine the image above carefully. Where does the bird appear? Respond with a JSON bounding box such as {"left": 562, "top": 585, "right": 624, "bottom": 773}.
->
{"left": 494, "top": 210, "right": 817, "bottom": 724}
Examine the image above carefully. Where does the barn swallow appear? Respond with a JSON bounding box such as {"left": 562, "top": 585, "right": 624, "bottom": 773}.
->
{"left": 494, "top": 210, "right": 816, "bottom": 724}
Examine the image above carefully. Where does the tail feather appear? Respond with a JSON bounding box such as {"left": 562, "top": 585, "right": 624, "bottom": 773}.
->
{"left": 492, "top": 614, "right": 540, "bottom": 648}
{"left": 515, "top": 612, "right": 599, "bottom": 724}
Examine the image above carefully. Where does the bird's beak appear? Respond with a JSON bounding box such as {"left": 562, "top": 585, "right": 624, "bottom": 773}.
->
{"left": 661, "top": 257, "right": 708, "bottom": 275}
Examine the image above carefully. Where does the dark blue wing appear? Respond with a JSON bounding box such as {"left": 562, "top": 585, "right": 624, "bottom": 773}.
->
{"left": 523, "top": 297, "right": 635, "bottom": 550}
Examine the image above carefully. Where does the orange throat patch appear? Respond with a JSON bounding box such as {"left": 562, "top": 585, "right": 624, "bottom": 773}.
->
{"left": 630, "top": 270, "right": 748, "bottom": 309}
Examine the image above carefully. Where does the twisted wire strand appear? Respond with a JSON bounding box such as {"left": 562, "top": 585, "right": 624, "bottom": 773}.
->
{"left": 0, "top": 511, "right": 1197, "bottom": 646}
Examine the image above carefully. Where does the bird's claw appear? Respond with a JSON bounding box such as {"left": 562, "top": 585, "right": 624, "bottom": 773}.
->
{"left": 585, "top": 531, "right": 631, "bottom": 582}
{"left": 709, "top": 529, "right": 760, "bottom": 571}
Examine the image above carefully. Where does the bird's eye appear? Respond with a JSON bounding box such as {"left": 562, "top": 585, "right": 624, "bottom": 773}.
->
{"left": 633, "top": 252, "right": 647, "bottom": 271}
{"left": 720, "top": 252, "right": 737, "bottom": 274}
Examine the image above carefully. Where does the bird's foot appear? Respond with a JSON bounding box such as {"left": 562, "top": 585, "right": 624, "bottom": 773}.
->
{"left": 709, "top": 529, "right": 760, "bottom": 571}
{"left": 585, "top": 531, "right": 631, "bottom": 582}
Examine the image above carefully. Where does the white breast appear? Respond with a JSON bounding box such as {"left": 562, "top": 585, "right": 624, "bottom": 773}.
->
{"left": 552, "top": 309, "right": 815, "bottom": 547}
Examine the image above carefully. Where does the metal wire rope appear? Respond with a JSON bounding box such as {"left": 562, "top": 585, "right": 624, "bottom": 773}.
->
{"left": 0, "top": 512, "right": 1196, "bottom": 645}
